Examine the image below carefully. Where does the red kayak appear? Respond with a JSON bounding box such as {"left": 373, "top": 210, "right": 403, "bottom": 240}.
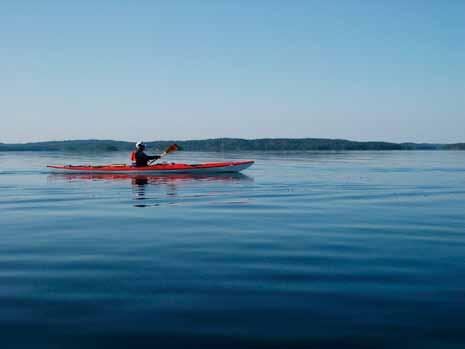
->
{"left": 47, "top": 160, "right": 254, "bottom": 174}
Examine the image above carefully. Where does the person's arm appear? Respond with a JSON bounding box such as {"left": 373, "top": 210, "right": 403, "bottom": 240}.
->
{"left": 135, "top": 152, "right": 159, "bottom": 164}
{"left": 140, "top": 152, "right": 160, "bottom": 161}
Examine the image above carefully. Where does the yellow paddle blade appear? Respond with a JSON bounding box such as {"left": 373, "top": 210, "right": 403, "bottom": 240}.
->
{"left": 164, "top": 143, "right": 181, "bottom": 155}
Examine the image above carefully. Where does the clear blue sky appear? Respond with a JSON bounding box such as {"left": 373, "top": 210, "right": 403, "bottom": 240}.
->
{"left": 1, "top": 0, "right": 464, "bottom": 143}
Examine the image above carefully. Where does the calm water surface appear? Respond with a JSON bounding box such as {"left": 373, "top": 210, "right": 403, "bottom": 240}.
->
{"left": 1, "top": 151, "right": 465, "bottom": 348}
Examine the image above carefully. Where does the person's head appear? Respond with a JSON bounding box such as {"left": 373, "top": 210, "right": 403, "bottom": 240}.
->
{"left": 136, "top": 141, "right": 146, "bottom": 151}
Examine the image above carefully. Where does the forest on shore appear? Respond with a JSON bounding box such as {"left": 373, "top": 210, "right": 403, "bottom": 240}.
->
{"left": 1, "top": 138, "right": 464, "bottom": 152}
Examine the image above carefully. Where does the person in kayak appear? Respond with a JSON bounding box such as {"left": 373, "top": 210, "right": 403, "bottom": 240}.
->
{"left": 131, "top": 141, "right": 161, "bottom": 167}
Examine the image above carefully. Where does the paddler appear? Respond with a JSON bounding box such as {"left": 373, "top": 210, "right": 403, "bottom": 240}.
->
{"left": 131, "top": 141, "right": 161, "bottom": 167}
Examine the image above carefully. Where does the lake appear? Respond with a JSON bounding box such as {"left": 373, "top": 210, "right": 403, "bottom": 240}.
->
{"left": 1, "top": 151, "right": 465, "bottom": 348}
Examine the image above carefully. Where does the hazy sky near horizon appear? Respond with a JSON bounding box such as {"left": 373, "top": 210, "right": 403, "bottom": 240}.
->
{"left": 1, "top": 0, "right": 464, "bottom": 143}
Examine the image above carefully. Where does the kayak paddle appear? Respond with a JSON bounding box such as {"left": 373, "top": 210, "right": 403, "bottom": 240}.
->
{"left": 149, "top": 143, "right": 181, "bottom": 164}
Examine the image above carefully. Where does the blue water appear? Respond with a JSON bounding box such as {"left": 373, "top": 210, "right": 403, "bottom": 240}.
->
{"left": 1, "top": 151, "right": 465, "bottom": 348}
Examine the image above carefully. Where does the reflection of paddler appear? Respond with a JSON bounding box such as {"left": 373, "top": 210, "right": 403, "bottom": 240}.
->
{"left": 132, "top": 176, "right": 149, "bottom": 186}
{"left": 132, "top": 176, "right": 149, "bottom": 201}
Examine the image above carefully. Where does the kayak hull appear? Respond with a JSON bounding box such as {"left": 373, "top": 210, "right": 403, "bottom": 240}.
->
{"left": 47, "top": 160, "right": 254, "bottom": 174}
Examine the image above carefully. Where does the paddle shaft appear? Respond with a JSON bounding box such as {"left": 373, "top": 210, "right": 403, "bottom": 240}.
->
{"left": 148, "top": 144, "right": 179, "bottom": 164}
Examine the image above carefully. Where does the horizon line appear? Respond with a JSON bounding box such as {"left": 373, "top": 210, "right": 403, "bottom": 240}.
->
{"left": 1, "top": 137, "right": 463, "bottom": 146}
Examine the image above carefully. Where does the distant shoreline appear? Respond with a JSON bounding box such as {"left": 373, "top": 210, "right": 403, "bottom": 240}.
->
{"left": 0, "top": 138, "right": 464, "bottom": 152}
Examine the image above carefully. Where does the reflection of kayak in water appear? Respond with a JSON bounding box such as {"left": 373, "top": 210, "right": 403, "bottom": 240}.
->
{"left": 47, "top": 161, "right": 254, "bottom": 174}
{"left": 48, "top": 171, "right": 254, "bottom": 209}
{"left": 48, "top": 172, "right": 253, "bottom": 184}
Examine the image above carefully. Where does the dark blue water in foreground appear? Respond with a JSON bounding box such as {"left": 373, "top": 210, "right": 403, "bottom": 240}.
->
{"left": 1, "top": 151, "right": 465, "bottom": 348}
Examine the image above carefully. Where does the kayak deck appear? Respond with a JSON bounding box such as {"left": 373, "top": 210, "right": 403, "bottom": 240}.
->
{"left": 47, "top": 160, "right": 254, "bottom": 174}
